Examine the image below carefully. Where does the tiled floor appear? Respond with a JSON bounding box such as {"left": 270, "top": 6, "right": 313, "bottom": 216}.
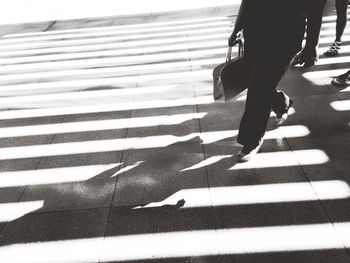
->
{"left": 0, "top": 1, "right": 350, "bottom": 262}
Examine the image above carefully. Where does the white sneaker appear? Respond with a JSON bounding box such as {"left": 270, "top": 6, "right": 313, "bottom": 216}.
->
{"left": 275, "top": 99, "right": 293, "bottom": 125}
{"left": 237, "top": 139, "right": 264, "bottom": 162}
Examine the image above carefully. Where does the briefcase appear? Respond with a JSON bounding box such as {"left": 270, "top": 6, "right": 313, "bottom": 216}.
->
{"left": 213, "top": 36, "right": 248, "bottom": 101}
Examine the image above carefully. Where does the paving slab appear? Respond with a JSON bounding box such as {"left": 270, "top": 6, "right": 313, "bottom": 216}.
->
{"left": 18, "top": 152, "right": 121, "bottom": 212}
{"left": 286, "top": 132, "right": 350, "bottom": 189}
{"left": 0, "top": 208, "right": 108, "bottom": 263}
{"left": 113, "top": 143, "right": 207, "bottom": 207}
{"left": 102, "top": 206, "right": 218, "bottom": 263}
{"left": 281, "top": 93, "right": 350, "bottom": 135}
{"left": 0, "top": 1, "right": 349, "bottom": 262}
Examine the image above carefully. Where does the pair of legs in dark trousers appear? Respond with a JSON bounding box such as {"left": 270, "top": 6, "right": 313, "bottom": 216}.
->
{"left": 236, "top": 52, "right": 295, "bottom": 147}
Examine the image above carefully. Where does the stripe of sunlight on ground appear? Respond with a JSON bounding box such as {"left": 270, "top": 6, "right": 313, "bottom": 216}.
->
{"left": 0, "top": 0, "right": 238, "bottom": 25}
{"left": 0, "top": 85, "right": 182, "bottom": 107}
{"left": 0, "top": 163, "right": 121, "bottom": 188}
{"left": 0, "top": 113, "right": 207, "bottom": 138}
{"left": 319, "top": 27, "right": 350, "bottom": 37}
{"left": 321, "top": 9, "right": 350, "bottom": 22}
{"left": 0, "top": 201, "right": 44, "bottom": 223}
{"left": 1, "top": 222, "right": 350, "bottom": 262}
{"left": 0, "top": 70, "right": 210, "bottom": 95}
{"left": 0, "top": 20, "right": 232, "bottom": 44}
{"left": 230, "top": 149, "right": 329, "bottom": 170}
{"left": 179, "top": 125, "right": 309, "bottom": 171}
{"left": 0, "top": 85, "right": 176, "bottom": 105}
{"left": 0, "top": 136, "right": 326, "bottom": 163}
{"left": 303, "top": 69, "right": 350, "bottom": 87}
{"left": 315, "top": 55, "right": 350, "bottom": 66}
{"left": 3, "top": 16, "right": 231, "bottom": 39}
{"left": 2, "top": 13, "right": 348, "bottom": 53}
{"left": 0, "top": 58, "right": 223, "bottom": 90}
{"left": 318, "top": 45, "right": 350, "bottom": 56}
{"left": 133, "top": 180, "right": 350, "bottom": 209}
{"left": 110, "top": 161, "right": 143, "bottom": 178}
{"left": 0, "top": 124, "right": 306, "bottom": 168}
{"left": 331, "top": 100, "right": 350, "bottom": 111}
{"left": 318, "top": 35, "right": 350, "bottom": 46}
{"left": 0, "top": 40, "right": 227, "bottom": 66}
{"left": 0, "top": 95, "right": 213, "bottom": 119}
{"left": 0, "top": 48, "right": 227, "bottom": 74}
{"left": 0, "top": 26, "right": 231, "bottom": 51}
{"left": 0, "top": 33, "right": 229, "bottom": 57}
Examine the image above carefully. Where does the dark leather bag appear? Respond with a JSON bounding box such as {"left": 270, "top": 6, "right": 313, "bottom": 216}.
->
{"left": 213, "top": 36, "right": 249, "bottom": 101}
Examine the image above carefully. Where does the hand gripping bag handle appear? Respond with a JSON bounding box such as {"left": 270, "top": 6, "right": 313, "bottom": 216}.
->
{"left": 226, "top": 33, "right": 244, "bottom": 63}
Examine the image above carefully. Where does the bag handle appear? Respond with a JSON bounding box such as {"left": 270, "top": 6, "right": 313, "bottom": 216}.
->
{"left": 226, "top": 33, "right": 244, "bottom": 63}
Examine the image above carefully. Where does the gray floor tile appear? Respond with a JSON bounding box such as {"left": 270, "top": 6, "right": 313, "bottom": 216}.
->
{"left": 127, "top": 105, "right": 200, "bottom": 138}
{"left": 312, "top": 60, "right": 350, "bottom": 75}
{"left": 283, "top": 93, "right": 350, "bottom": 135}
{"left": 197, "top": 100, "right": 245, "bottom": 133}
{"left": 205, "top": 138, "right": 307, "bottom": 189}
{"left": 61, "top": 109, "right": 131, "bottom": 123}
{"left": 214, "top": 200, "right": 330, "bottom": 229}
{"left": 139, "top": 65, "right": 194, "bottom": 78}
{"left": 336, "top": 90, "right": 350, "bottom": 100}
{"left": 104, "top": 14, "right": 151, "bottom": 26}
{"left": 113, "top": 143, "right": 207, "bottom": 207}
{"left": 0, "top": 208, "right": 108, "bottom": 244}
{"left": 214, "top": 201, "right": 350, "bottom": 263}
{"left": 135, "top": 83, "right": 195, "bottom": 101}
{"left": 320, "top": 199, "right": 350, "bottom": 253}
{"left": 0, "top": 22, "right": 52, "bottom": 37}
{"left": 0, "top": 115, "right": 65, "bottom": 128}
{"left": 106, "top": 205, "right": 216, "bottom": 236}
{"left": 329, "top": 79, "right": 350, "bottom": 95}
{"left": 19, "top": 153, "right": 121, "bottom": 212}
{"left": 150, "top": 13, "right": 187, "bottom": 23}
{"left": 101, "top": 205, "right": 218, "bottom": 262}
{"left": 286, "top": 132, "right": 350, "bottom": 188}
{"left": 0, "top": 134, "right": 54, "bottom": 148}
{"left": 183, "top": 7, "right": 219, "bottom": 19}
{"left": 194, "top": 80, "right": 214, "bottom": 97}
{"left": 50, "top": 115, "right": 130, "bottom": 144}
{"left": 0, "top": 208, "right": 108, "bottom": 263}
{"left": 0, "top": 158, "right": 42, "bottom": 172}
{"left": 279, "top": 67, "right": 334, "bottom": 97}
{"left": 1, "top": 2, "right": 349, "bottom": 262}
{"left": 216, "top": 6, "right": 240, "bottom": 17}
{"left": 0, "top": 188, "right": 25, "bottom": 204}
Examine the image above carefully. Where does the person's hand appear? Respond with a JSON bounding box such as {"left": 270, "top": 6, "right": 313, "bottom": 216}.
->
{"left": 228, "top": 31, "right": 239, "bottom": 47}
{"left": 291, "top": 47, "right": 318, "bottom": 67}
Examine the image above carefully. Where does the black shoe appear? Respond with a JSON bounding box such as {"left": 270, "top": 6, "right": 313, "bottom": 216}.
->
{"left": 237, "top": 139, "right": 264, "bottom": 162}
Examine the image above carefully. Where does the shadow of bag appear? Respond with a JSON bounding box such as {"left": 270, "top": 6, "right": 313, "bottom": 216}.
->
{"left": 213, "top": 37, "right": 249, "bottom": 101}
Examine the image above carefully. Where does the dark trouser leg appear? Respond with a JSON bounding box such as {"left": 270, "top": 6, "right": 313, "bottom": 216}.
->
{"left": 237, "top": 56, "right": 293, "bottom": 146}
{"left": 336, "top": 0, "right": 348, "bottom": 41}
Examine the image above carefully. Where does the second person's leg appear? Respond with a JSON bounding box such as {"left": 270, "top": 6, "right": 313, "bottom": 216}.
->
{"left": 237, "top": 55, "right": 294, "bottom": 161}
{"left": 336, "top": 0, "right": 348, "bottom": 41}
